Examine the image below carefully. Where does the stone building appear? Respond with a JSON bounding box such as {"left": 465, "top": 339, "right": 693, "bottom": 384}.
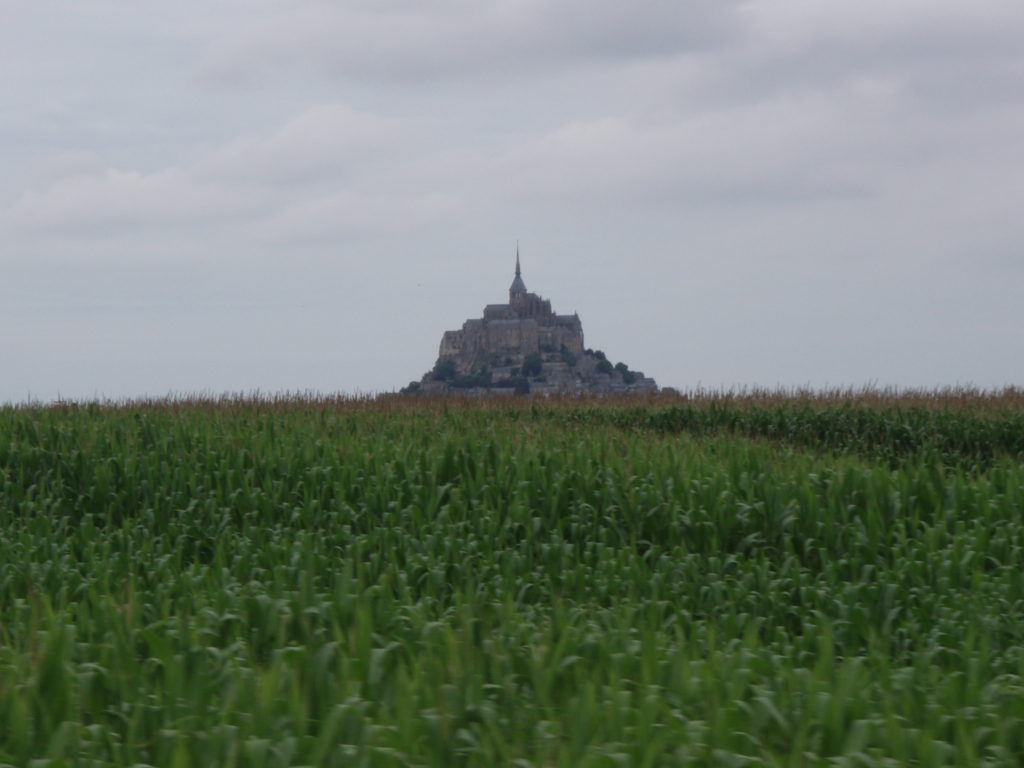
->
{"left": 406, "top": 252, "right": 658, "bottom": 395}
{"left": 438, "top": 254, "right": 584, "bottom": 375}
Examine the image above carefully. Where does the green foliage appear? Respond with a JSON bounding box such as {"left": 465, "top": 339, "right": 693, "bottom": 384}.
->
{"left": 0, "top": 396, "right": 1023, "bottom": 765}
{"left": 520, "top": 352, "right": 543, "bottom": 377}
{"left": 559, "top": 344, "right": 577, "bottom": 367}
{"left": 431, "top": 358, "right": 457, "bottom": 381}
{"left": 561, "top": 402, "right": 1024, "bottom": 468}
{"left": 451, "top": 367, "right": 492, "bottom": 389}
{"left": 614, "top": 361, "right": 637, "bottom": 384}
{"left": 596, "top": 358, "right": 614, "bottom": 375}
{"left": 493, "top": 376, "right": 531, "bottom": 394}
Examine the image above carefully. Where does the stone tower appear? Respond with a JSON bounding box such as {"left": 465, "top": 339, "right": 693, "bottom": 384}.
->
{"left": 510, "top": 248, "right": 527, "bottom": 301}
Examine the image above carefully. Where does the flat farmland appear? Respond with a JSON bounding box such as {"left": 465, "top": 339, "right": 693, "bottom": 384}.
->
{"left": 2, "top": 391, "right": 1024, "bottom": 767}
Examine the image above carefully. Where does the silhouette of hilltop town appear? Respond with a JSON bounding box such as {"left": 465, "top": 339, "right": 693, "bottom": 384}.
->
{"left": 404, "top": 250, "right": 658, "bottom": 395}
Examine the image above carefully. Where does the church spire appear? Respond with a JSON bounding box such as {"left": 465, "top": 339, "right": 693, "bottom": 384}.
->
{"left": 510, "top": 242, "right": 527, "bottom": 298}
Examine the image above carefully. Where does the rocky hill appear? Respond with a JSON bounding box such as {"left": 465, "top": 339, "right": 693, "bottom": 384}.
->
{"left": 403, "top": 254, "right": 657, "bottom": 396}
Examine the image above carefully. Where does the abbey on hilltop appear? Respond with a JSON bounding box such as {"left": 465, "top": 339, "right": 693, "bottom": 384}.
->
{"left": 404, "top": 250, "right": 658, "bottom": 395}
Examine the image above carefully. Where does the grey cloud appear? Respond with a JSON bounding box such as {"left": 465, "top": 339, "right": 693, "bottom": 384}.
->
{"left": 3, "top": 1, "right": 1023, "bottom": 400}
{"left": 200, "top": 0, "right": 742, "bottom": 84}
{"left": 259, "top": 189, "right": 468, "bottom": 244}
{"left": 5, "top": 167, "right": 271, "bottom": 238}
{"left": 3, "top": 103, "right": 410, "bottom": 243}
{"left": 198, "top": 104, "right": 403, "bottom": 185}
{"left": 702, "top": 0, "right": 1024, "bottom": 113}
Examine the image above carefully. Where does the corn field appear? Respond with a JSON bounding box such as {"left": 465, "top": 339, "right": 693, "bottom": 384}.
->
{"left": 1, "top": 391, "right": 1023, "bottom": 766}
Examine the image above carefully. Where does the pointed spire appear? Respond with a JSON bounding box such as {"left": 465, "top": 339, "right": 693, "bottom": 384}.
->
{"left": 510, "top": 242, "right": 527, "bottom": 298}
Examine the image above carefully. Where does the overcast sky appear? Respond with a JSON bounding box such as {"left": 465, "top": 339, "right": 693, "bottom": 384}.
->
{"left": 2, "top": 0, "right": 1023, "bottom": 402}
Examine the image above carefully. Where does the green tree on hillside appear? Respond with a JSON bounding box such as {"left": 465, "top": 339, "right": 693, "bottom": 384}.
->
{"left": 521, "top": 353, "right": 543, "bottom": 377}
{"left": 432, "top": 359, "right": 457, "bottom": 381}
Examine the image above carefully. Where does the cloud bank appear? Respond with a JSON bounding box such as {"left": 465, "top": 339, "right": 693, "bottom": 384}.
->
{"left": 2, "top": 0, "right": 1023, "bottom": 400}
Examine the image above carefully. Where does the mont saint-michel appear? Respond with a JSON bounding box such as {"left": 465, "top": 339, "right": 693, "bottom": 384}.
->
{"left": 405, "top": 254, "right": 658, "bottom": 395}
